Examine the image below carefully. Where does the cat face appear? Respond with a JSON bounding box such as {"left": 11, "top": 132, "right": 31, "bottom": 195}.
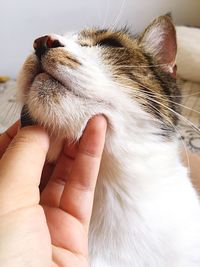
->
{"left": 18, "top": 15, "right": 179, "bottom": 141}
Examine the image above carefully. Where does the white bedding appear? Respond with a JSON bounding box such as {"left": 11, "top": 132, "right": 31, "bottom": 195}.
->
{"left": 176, "top": 26, "right": 200, "bottom": 83}
{"left": 0, "top": 80, "right": 20, "bottom": 132}
{"left": 178, "top": 80, "right": 200, "bottom": 154}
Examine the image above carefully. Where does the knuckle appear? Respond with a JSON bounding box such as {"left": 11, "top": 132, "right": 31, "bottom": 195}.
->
{"left": 67, "top": 178, "right": 94, "bottom": 193}
{"left": 79, "top": 148, "right": 100, "bottom": 159}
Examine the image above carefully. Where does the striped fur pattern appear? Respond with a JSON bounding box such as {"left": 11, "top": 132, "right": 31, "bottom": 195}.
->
{"left": 17, "top": 16, "right": 200, "bottom": 267}
{"left": 80, "top": 27, "right": 179, "bottom": 127}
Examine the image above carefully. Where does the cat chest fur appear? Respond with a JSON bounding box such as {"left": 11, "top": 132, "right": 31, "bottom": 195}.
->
{"left": 88, "top": 121, "right": 200, "bottom": 267}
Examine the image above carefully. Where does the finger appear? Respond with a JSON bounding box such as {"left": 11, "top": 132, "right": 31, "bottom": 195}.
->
{"left": 40, "top": 153, "right": 74, "bottom": 207}
{"left": 59, "top": 115, "right": 107, "bottom": 227}
{"left": 63, "top": 140, "right": 79, "bottom": 159}
{"left": 0, "top": 121, "right": 19, "bottom": 158}
{"left": 40, "top": 140, "right": 78, "bottom": 206}
{"left": 0, "top": 126, "right": 49, "bottom": 215}
{"left": 39, "top": 163, "right": 55, "bottom": 192}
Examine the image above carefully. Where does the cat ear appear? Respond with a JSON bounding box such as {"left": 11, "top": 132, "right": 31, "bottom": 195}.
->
{"left": 139, "top": 15, "right": 177, "bottom": 75}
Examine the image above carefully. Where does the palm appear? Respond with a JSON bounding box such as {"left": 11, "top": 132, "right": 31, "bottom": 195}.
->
{"left": 42, "top": 205, "right": 88, "bottom": 267}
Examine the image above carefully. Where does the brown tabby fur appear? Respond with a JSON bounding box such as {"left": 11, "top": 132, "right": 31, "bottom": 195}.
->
{"left": 77, "top": 25, "right": 179, "bottom": 130}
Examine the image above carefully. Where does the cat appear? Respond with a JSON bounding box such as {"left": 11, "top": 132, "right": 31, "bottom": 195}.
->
{"left": 17, "top": 15, "right": 200, "bottom": 267}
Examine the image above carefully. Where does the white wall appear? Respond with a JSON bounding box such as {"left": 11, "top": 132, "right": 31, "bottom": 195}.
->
{"left": 1, "top": 0, "right": 200, "bottom": 78}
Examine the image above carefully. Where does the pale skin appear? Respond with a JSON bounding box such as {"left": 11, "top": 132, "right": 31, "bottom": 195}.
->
{"left": 0, "top": 116, "right": 107, "bottom": 267}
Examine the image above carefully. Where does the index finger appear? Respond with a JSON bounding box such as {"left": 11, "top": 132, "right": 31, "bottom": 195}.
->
{"left": 0, "top": 121, "right": 19, "bottom": 158}
{"left": 0, "top": 126, "right": 49, "bottom": 215}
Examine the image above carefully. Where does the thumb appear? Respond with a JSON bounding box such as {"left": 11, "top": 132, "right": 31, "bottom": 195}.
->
{"left": 0, "top": 126, "right": 49, "bottom": 215}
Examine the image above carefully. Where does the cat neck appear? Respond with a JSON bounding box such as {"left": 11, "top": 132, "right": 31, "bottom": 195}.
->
{"left": 89, "top": 124, "right": 189, "bottom": 266}
{"left": 99, "top": 111, "right": 185, "bottom": 188}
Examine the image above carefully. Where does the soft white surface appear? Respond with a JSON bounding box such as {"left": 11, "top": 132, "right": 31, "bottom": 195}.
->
{"left": 0, "top": 0, "right": 200, "bottom": 78}
{"left": 176, "top": 26, "right": 200, "bottom": 82}
{"left": 0, "top": 80, "right": 20, "bottom": 132}
{"left": 178, "top": 80, "right": 200, "bottom": 154}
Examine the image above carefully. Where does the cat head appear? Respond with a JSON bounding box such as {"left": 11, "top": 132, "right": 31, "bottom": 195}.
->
{"left": 18, "top": 15, "right": 179, "bottom": 142}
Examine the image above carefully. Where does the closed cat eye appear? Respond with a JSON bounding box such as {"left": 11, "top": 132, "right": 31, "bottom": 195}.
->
{"left": 97, "top": 38, "right": 123, "bottom": 47}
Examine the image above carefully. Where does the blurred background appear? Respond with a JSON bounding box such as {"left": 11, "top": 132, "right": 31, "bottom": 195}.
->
{"left": 0, "top": 0, "right": 200, "bottom": 78}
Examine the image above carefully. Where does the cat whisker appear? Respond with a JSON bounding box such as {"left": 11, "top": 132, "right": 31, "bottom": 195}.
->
{"left": 147, "top": 101, "right": 191, "bottom": 171}
{"left": 147, "top": 96, "right": 200, "bottom": 135}
{"left": 132, "top": 83, "right": 200, "bottom": 122}
{"left": 112, "top": 74, "right": 200, "bottom": 134}
{"left": 112, "top": 63, "right": 171, "bottom": 69}
{"left": 127, "top": 90, "right": 191, "bottom": 170}
{"left": 111, "top": 0, "right": 126, "bottom": 30}
{"left": 113, "top": 74, "right": 200, "bottom": 117}
{"left": 102, "top": 0, "right": 111, "bottom": 29}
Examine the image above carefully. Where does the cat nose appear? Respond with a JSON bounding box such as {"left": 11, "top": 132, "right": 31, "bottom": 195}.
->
{"left": 33, "top": 35, "right": 64, "bottom": 59}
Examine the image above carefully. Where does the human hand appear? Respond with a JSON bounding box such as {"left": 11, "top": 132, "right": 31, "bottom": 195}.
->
{"left": 0, "top": 116, "right": 107, "bottom": 267}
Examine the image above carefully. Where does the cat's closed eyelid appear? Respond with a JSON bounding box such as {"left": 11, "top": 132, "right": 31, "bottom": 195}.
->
{"left": 78, "top": 38, "right": 123, "bottom": 48}
{"left": 97, "top": 38, "right": 123, "bottom": 48}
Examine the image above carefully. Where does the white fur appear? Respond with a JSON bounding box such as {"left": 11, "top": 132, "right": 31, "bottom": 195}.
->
{"left": 17, "top": 32, "right": 200, "bottom": 267}
{"left": 141, "top": 24, "right": 165, "bottom": 59}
